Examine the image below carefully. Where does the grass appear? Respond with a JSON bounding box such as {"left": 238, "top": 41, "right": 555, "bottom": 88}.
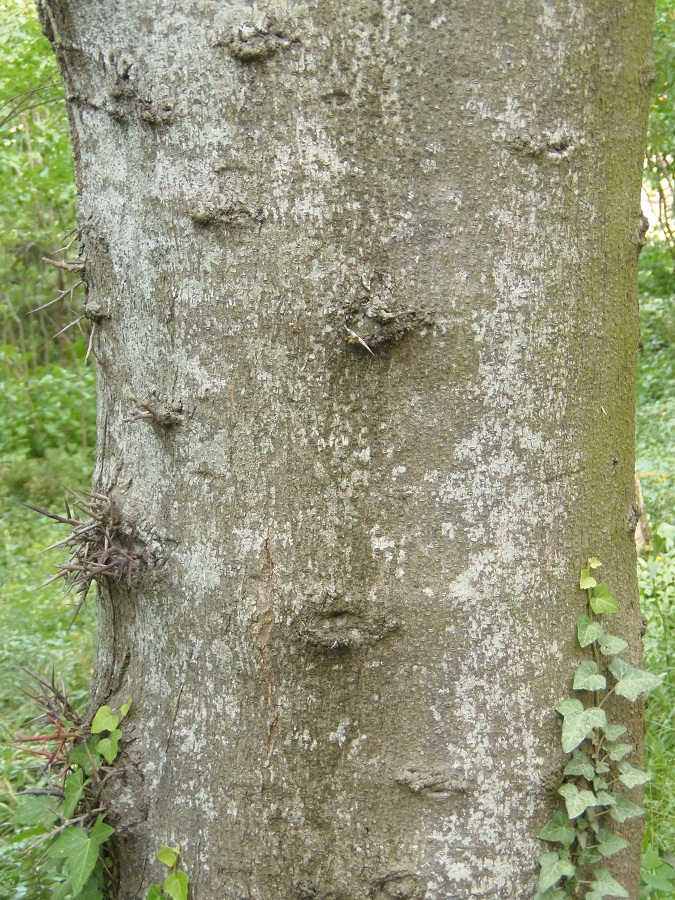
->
{"left": 0, "top": 359, "right": 96, "bottom": 898}
{"left": 636, "top": 241, "right": 675, "bottom": 896}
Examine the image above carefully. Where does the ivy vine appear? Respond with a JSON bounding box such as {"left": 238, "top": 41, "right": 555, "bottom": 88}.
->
{"left": 535, "top": 558, "right": 663, "bottom": 899}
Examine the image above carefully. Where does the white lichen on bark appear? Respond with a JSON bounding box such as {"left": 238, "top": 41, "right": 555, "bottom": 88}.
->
{"left": 38, "top": 0, "right": 652, "bottom": 896}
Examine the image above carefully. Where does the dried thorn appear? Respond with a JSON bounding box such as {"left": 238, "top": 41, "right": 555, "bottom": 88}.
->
{"left": 52, "top": 316, "right": 83, "bottom": 339}
{"left": 42, "top": 256, "right": 85, "bottom": 272}
{"left": 345, "top": 326, "right": 375, "bottom": 355}
{"left": 20, "top": 502, "right": 78, "bottom": 525}
{"left": 84, "top": 322, "right": 96, "bottom": 364}
{"left": 53, "top": 232, "right": 79, "bottom": 254}
{"left": 29, "top": 288, "right": 71, "bottom": 313}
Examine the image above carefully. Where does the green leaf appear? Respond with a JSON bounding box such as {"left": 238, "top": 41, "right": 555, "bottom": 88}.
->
{"left": 556, "top": 698, "right": 606, "bottom": 752}
{"left": 588, "top": 557, "right": 602, "bottom": 569}
{"left": 120, "top": 697, "right": 132, "bottom": 718}
{"left": 48, "top": 827, "right": 98, "bottom": 895}
{"left": 89, "top": 815, "right": 115, "bottom": 846}
{"left": 608, "top": 658, "right": 663, "bottom": 701}
{"left": 602, "top": 723, "right": 627, "bottom": 741}
{"left": 78, "top": 867, "right": 105, "bottom": 900}
{"left": 69, "top": 738, "right": 102, "bottom": 774}
{"left": 558, "top": 783, "right": 601, "bottom": 819}
{"left": 96, "top": 728, "right": 123, "bottom": 764}
{"left": 563, "top": 750, "right": 595, "bottom": 781}
{"left": 577, "top": 847, "right": 602, "bottom": 866}
{"left": 594, "top": 790, "right": 617, "bottom": 807}
{"left": 642, "top": 861, "right": 675, "bottom": 892}
{"left": 608, "top": 793, "right": 644, "bottom": 823}
{"left": 146, "top": 887, "right": 164, "bottom": 900}
{"left": 595, "top": 762, "right": 611, "bottom": 774}
{"left": 90, "top": 706, "right": 119, "bottom": 734}
{"left": 596, "top": 828, "right": 629, "bottom": 858}
{"left": 580, "top": 570, "right": 597, "bottom": 590}
{"left": 588, "top": 867, "right": 628, "bottom": 897}
{"left": 10, "top": 795, "right": 59, "bottom": 827}
{"left": 62, "top": 768, "right": 86, "bottom": 819}
{"left": 590, "top": 584, "right": 620, "bottom": 614}
{"left": 163, "top": 870, "right": 189, "bottom": 900}
{"left": 52, "top": 881, "right": 75, "bottom": 900}
{"left": 157, "top": 844, "right": 179, "bottom": 868}
{"left": 537, "top": 811, "right": 576, "bottom": 846}
{"left": 598, "top": 634, "right": 628, "bottom": 656}
{"left": 573, "top": 660, "right": 606, "bottom": 691}
{"left": 577, "top": 616, "right": 604, "bottom": 648}
{"left": 47, "top": 816, "right": 114, "bottom": 895}
{"left": 617, "top": 761, "right": 651, "bottom": 788}
{"left": 606, "top": 742, "right": 633, "bottom": 762}
{"left": 537, "top": 851, "right": 576, "bottom": 892}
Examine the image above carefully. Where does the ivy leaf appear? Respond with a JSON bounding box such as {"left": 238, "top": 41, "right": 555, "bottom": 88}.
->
{"left": 120, "top": 697, "right": 132, "bottom": 718}
{"left": 608, "top": 658, "right": 663, "bottom": 701}
{"left": 537, "top": 851, "right": 576, "bottom": 892}
{"left": 602, "top": 723, "right": 627, "bottom": 742}
{"left": 594, "top": 790, "right": 617, "bottom": 807}
{"left": 608, "top": 793, "right": 644, "bottom": 823}
{"left": 10, "top": 795, "right": 58, "bottom": 827}
{"left": 564, "top": 750, "right": 595, "bottom": 781}
{"left": 51, "top": 881, "right": 74, "bottom": 900}
{"left": 577, "top": 847, "right": 603, "bottom": 866}
{"left": 598, "top": 634, "right": 628, "bottom": 656}
{"left": 48, "top": 816, "right": 114, "bottom": 896}
{"left": 590, "top": 584, "right": 619, "bottom": 614}
{"left": 588, "top": 557, "right": 602, "bottom": 569}
{"left": 596, "top": 828, "right": 629, "bottom": 858}
{"left": 90, "top": 706, "right": 119, "bottom": 734}
{"left": 78, "top": 866, "right": 105, "bottom": 900}
{"left": 62, "top": 768, "right": 86, "bottom": 819}
{"left": 163, "top": 870, "right": 189, "bottom": 900}
{"left": 96, "top": 728, "right": 123, "bottom": 764}
{"left": 577, "top": 616, "right": 604, "bottom": 648}
{"left": 558, "top": 783, "right": 601, "bottom": 819}
{"left": 605, "top": 741, "right": 633, "bottom": 762}
{"left": 556, "top": 698, "right": 606, "bottom": 752}
{"left": 588, "top": 867, "right": 629, "bottom": 897}
{"left": 595, "top": 762, "right": 611, "bottom": 774}
{"left": 69, "top": 738, "right": 102, "bottom": 774}
{"left": 580, "top": 570, "right": 597, "bottom": 590}
{"left": 537, "top": 811, "right": 576, "bottom": 846}
{"left": 146, "top": 887, "right": 163, "bottom": 900}
{"left": 157, "top": 845, "right": 179, "bottom": 868}
{"left": 617, "top": 761, "right": 651, "bottom": 788}
{"left": 573, "top": 661, "right": 606, "bottom": 691}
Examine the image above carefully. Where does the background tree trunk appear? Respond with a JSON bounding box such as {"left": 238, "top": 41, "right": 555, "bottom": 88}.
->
{"left": 38, "top": 1, "right": 652, "bottom": 896}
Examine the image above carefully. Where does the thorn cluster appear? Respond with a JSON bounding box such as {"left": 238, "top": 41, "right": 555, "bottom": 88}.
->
{"left": 23, "top": 488, "right": 141, "bottom": 624}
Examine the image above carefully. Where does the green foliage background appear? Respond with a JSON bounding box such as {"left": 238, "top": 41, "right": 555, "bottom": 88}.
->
{"left": 0, "top": 0, "right": 673, "bottom": 896}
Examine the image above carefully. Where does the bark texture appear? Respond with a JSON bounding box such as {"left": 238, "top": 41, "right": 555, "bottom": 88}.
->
{"left": 38, "top": 1, "right": 652, "bottom": 897}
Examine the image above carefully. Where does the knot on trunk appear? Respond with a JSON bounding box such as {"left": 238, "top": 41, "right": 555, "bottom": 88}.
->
{"left": 344, "top": 272, "right": 432, "bottom": 353}
{"left": 222, "top": 18, "right": 296, "bottom": 63}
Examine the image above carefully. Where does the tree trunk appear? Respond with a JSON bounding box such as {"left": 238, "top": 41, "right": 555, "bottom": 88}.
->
{"left": 38, "top": 1, "right": 652, "bottom": 896}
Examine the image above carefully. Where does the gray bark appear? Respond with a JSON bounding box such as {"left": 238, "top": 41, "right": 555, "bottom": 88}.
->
{"left": 38, "top": 0, "right": 652, "bottom": 897}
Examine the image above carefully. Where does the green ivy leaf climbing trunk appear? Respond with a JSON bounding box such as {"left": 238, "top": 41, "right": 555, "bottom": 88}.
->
{"left": 36, "top": 0, "right": 653, "bottom": 896}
